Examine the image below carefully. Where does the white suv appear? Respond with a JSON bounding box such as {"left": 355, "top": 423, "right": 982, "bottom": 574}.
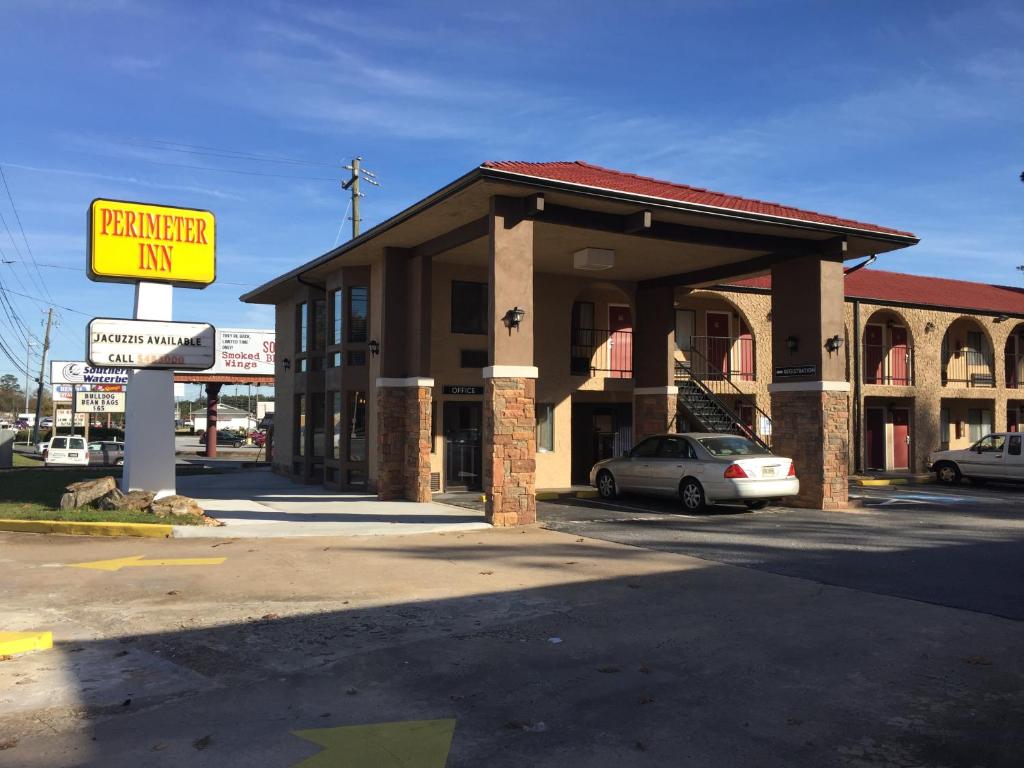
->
{"left": 929, "top": 432, "right": 1024, "bottom": 485}
{"left": 44, "top": 436, "right": 89, "bottom": 466}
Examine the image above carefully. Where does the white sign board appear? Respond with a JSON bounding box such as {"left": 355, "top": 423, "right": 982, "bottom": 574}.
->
{"left": 51, "top": 361, "right": 129, "bottom": 386}
{"left": 88, "top": 318, "right": 216, "bottom": 370}
{"left": 56, "top": 410, "right": 87, "bottom": 427}
{"left": 75, "top": 389, "right": 126, "bottom": 413}
{"left": 203, "top": 328, "right": 275, "bottom": 375}
{"left": 54, "top": 383, "right": 125, "bottom": 403}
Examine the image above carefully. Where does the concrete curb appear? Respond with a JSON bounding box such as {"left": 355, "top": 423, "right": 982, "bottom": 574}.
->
{"left": 849, "top": 475, "right": 934, "bottom": 487}
{"left": 536, "top": 489, "right": 600, "bottom": 502}
{"left": 0, "top": 630, "right": 52, "bottom": 656}
{"left": 0, "top": 519, "right": 173, "bottom": 538}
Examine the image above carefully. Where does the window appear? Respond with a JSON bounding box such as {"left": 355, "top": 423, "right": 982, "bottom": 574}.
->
{"left": 331, "top": 351, "right": 342, "bottom": 367}
{"left": 311, "top": 397, "right": 325, "bottom": 459}
{"left": 974, "top": 434, "right": 1005, "bottom": 453}
{"left": 630, "top": 437, "right": 661, "bottom": 458}
{"left": 1009, "top": 435, "right": 1021, "bottom": 456}
{"left": 331, "top": 289, "right": 343, "bottom": 345}
{"left": 696, "top": 436, "right": 768, "bottom": 457}
{"left": 460, "top": 349, "right": 488, "bottom": 368}
{"left": 968, "top": 409, "right": 992, "bottom": 443}
{"left": 659, "top": 436, "right": 695, "bottom": 459}
{"left": 312, "top": 299, "right": 326, "bottom": 351}
{"left": 330, "top": 392, "right": 342, "bottom": 459}
{"left": 348, "top": 350, "right": 366, "bottom": 366}
{"left": 348, "top": 286, "right": 368, "bottom": 343}
{"left": 295, "top": 394, "right": 306, "bottom": 456}
{"left": 451, "top": 281, "right": 487, "bottom": 334}
{"left": 536, "top": 403, "right": 554, "bottom": 452}
{"left": 675, "top": 309, "right": 695, "bottom": 351}
{"left": 966, "top": 331, "right": 984, "bottom": 353}
{"left": 347, "top": 390, "right": 367, "bottom": 462}
{"left": 296, "top": 302, "right": 308, "bottom": 354}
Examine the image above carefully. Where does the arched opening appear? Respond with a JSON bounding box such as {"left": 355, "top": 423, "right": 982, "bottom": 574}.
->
{"left": 1004, "top": 322, "right": 1024, "bottom": 389}
{"left": 941, "top": 317, "right": 995, "bottom": 388}
{"left": 569, "top": 282, "right": 633, "bottom": 379}
{"left": 673, "top": 290, "right": 757, "bottom": 383}
{"left": 862, "top": 309, "right": 915, "bottom": 386}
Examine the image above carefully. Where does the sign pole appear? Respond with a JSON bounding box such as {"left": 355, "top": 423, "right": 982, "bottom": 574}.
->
{"left": 122, "top": 282, "right": 176, "bottom": 498}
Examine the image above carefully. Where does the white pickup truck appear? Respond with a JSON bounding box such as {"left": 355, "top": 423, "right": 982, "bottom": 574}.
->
{"left": 929, "top": 432, "right": 1024, "bottom": 485}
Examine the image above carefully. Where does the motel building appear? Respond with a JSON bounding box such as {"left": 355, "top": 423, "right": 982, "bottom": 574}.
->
{"left": 243, "top": 161, "right": 929, "bottom": 525}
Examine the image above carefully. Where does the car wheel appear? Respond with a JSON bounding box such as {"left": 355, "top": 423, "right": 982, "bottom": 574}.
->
{"left": 934, "top": 462, "right": 961, "bottom": 485}
{"left": 679, "top": 478, "right": 706, "bottom": 513}
{"left": 233, "top": 441, "right": 243, "bottom": 448}
{"left": 744, "top": 500, "right": 769, "bottom": 510}
{"left": 597, "top": 470, "right": 617, "bottom": 499}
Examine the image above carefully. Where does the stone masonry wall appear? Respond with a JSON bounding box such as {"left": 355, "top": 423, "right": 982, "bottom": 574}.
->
{"left": 484, "top": 377, "right": 536, "bottom": 527}
{"left": 404, "top": 386, "right": 433, "bottom": 503}
{"left": 771, "top": 389, "right": 849, "bottom": 510}
{"left": 634, "top": 393, "right": 679, "bottom": 441}
{"left": 377, "top": 386, "right": 433, "bottom": 503}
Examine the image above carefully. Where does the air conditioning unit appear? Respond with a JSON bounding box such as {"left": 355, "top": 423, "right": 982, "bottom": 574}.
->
{"left": 573, "top": 248, "right": 615, "bottom": 271}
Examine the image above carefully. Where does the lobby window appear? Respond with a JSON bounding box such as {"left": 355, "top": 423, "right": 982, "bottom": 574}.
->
{"left": 311, "top": 397, "right": 325, "bottom": 458}
{"left": 330, "top": 392, "right": 342, "bottom": 459}
{"left": 537, "top": 403, "right": 554, "bottom": 452}
{"left": 296, "top": 302, "right": 308, "bottom": 353}
{"left": 675, "top": 309, "right": 695, "bottom": 351}
{"left": 312, "top": 298, "right": 326, "bottom": 351}
{"left": 347, "top": 390, "right": 367, "bottom": 462}
{"left": 348, "top": 286, "right": 368, "bottom": 343}
{"left": 331, "top": 289, "right": 343, "bottom": 345}
{"left": 295, "top": 394, "right": 306, "bottom": 457}
{"left": 451, "top": 280, "right": 487, "bottom": 334}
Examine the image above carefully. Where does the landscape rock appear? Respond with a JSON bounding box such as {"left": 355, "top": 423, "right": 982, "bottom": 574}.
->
{"left": 148, "top": 495, "right": 205, "bottom": 518}
{"left": 59, "top": 476, "right": 116, "bottom": 510}
{"left": 114, "top": 490, "right": 157, "bottom": 512}
{"left": 94, "top": 488, "right": 126, "bottom": 510}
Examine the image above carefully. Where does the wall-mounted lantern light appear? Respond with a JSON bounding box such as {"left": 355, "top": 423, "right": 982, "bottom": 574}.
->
{"left": 785, "top": 335, "right": 799, "bottom": 353}
{"left": 924, "top": 322, "right": 936, "bottom": 334}
{"left": 281, "top": 358, "right": 291, "bottom": 372}
{"left": 824, "top": 335, "right": 844, "bottom": 354}
{"left": 995, "top": 314, "right": 1009, "bottom": 323}
{"left": 368, "top": 339, "right": 380, "bottom": 356}
{"left": 503, "top": 306, "right": 526, "bottom": 334}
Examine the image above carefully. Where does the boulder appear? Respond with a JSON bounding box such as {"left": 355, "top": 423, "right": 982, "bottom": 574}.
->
{"left": 121, "top": 490, "right": 156, "bottom": 511}
{"left": 94, "top": 487, "right": 126, "bottom": 510}
{"left": 148, "top": 495, "right": 205, "bottom": 518}
{"left": 59, "top": 476, "right": 117, "bottom": 510}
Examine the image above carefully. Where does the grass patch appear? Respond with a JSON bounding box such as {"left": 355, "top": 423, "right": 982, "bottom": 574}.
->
{"left": 0, "top": 465, "right": 220, "bottom": 525}
{"left": 12, "top": 453, "right": 40, "bottom": 468}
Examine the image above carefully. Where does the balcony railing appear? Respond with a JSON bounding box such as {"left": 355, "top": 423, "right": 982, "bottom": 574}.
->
{"left": 570, "top": 327, "right": 632, "bottom": 378}
{"left": 1007, "top": 353, "right": 1023, "bottom": 388}
{"left": 863, "top": 342, "right": 914, "bottom": 386}
{"left": 943, "top": 349, "right": 995, "bottom": 388}
{"left": 678, "top": 336, "right": 755, "bottom": 382}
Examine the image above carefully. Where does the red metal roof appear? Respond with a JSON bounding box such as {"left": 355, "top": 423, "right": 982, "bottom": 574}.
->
{"left": 482, "top": 160, "right": 916, "bottom": 239}
{"left": 730, "top": 268, "right": 1024, "bottom": 316}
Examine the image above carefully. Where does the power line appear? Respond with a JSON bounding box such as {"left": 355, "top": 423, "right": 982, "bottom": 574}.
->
{"left": 1, "top": 286, "right": 89, "bottom": 316}
{"left": 0, "top": 165, "right": 53, "bottom": 303}
{"left": 124, "top": 138, "right": 341, "bottom": 169}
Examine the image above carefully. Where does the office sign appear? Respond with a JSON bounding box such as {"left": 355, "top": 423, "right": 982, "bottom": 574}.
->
{"left": 88, "top": 318, "right": 216, "bottom": 370}
{"left": 201, "top": 328, "right": 275, "bottom": 375}
{"left": 51, "top": 361, "right": 130, "bottom": 386}
{"left": 442, "top": 385, "right": 484, "bottom": 396}
{"left": 75, "top": 390, "right": 126, "bottom": 413}
{"left": 773, "top": 365, "right": 818, "bottom": 378}
{"left": 55, "top": 410, "right": 87, "bottom": 427}
{"left": 88, "top": 198, "right": 216, "bottom": 287}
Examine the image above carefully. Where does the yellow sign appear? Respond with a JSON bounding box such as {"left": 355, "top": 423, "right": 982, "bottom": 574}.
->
{"left": 88, "top": 198, "right": 216, "bottom": 287}
{"left": 71, "top": 555, "right": 226, "bottom": 571}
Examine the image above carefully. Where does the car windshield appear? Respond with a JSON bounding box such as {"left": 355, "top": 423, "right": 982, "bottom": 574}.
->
{"left": 696, "top": 436, "right": 769, "bottom": 457}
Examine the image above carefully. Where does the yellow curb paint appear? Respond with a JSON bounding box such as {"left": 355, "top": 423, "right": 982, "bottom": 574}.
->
{"left": 0, "top": 519, "right": 173, "bottom": 538}
{"left": 291, "top": 719, "right": 456, "bottom": 768}
{"left": 850, "top": 478, "right": 909, "bottom": 487}
{"left": 0, "top": 630, "right": 53, "bottom": 656}
{"left": 575, "top": 490, "right": 599, "bottom": 499}
{"left": 70, "top": 555, "right": 226, "bottom": 572}
{"left": 535, "top": 492, "right": 559, "bottom": 501}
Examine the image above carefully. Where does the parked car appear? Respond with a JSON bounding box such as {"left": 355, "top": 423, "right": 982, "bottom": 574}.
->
{"left": 88, "top": 441, "right": 125, "bottom": 466}
{"left": 45, "top": 435, "right": 89, "bottom": 466}
{"left": 199, "top": 430, "right": 245, "bottom": 448}
{"left": 929, "top": 432, "right": 1024, "bottom": 485}
{"left": 39, "top": 416, "right": 53, "bottom": 428}
{"left": 590, "top": 432, "right": 799, "bottom": 512}
{"left": 35, "top": 439, "right": 51, "bottom": 457}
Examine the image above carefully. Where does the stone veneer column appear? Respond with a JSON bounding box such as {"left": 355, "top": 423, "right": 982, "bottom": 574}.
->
{"left": 634, "top": 387, "right": 679, "bottom": 440}
{"left": 483, "top": 370, "right": 537, "bottom": 527}
{"left": 633, "top": 284, "right": 677, "bottom": 440}
{"left": 376, "top": 378, "right": 433, "bottom": 502}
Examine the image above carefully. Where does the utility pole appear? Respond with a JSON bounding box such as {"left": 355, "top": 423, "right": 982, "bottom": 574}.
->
{"left": 30, "top": 307, "right": 52, "bottom": 444}
{"left": 24, "top": 338, "right": 35, "bottom": 413}
{"left": 341, "top": 157, "right": 380, "bottom": 240}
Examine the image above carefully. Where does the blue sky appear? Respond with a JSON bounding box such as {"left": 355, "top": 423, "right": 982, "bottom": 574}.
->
{"left": 0, "top": 0, "right": 1021, "bottom": 385}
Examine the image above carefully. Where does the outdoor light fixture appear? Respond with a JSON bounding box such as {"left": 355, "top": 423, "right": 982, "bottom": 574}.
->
{"left": 925, "top": 322, "right": 936, "bottom": 333}
{"left": 995, "top": 314, "right": 1010, "bottom": 323}
{"left": 785, "top": 335, "right": 799, "bottom": 352}
{"left": 368, "top": 340, "right": 380, "bottom": 356}
{"left": 824, "top": 335, "right": 844, "bottom": 354}
{"left": 503, "top": 306, "right": 526, "bottom": 333}
{"left": 281, "top": 358, "right": 291, "bottom": 372}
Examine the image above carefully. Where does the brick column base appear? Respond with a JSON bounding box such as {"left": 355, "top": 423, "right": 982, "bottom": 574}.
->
{"left": 634, "top": 390, "right": 679, "bottom": 442}
{"left": 484, "top": 377, "right": 536, "bottom": 527}
{"left": 771, "top": 388, "right": 849, "bottom": 510}
{"left": 376, "top": 385, "right": 433, "bottom": 502}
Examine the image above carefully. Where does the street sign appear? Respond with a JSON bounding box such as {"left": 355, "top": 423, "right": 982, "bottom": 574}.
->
{"left": 75, "top": 389, "right": 126, "bottom": 413}
{"left": 87, "top": 318, "right": 216, "bottom": 370}
{"left": 88, "top": 199, "right": 216, "bottom": 288}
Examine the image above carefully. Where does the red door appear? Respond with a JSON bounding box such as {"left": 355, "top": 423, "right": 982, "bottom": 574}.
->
{"left": 608, "top": 306, "right": 632, "bottom": 379}
{"left": 864, "top": 325, "right": 884, "bottom": 384}
{"left": 889, "top": 327, "right": 909, "bottom": 385}
{"left": 891, "top": 408, "right": 910, "bottom": 469}
{"left": 865, "top": 408, "right": 885, "bottom": 470}
{"left": 706, "top": 312, "right": 730, "bottom": 378}
{"left": 738, "top": 319, "right": 754, "bottom": 381}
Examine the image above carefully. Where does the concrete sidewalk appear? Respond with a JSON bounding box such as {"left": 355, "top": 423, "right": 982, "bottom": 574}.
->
{"left": 175, "top": 467, "right": 489, "bottom": 538}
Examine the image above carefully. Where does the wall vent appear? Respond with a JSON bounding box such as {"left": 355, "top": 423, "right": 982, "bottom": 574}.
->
{"left": 430, "top": 472, "right": 441, "bottom": 492}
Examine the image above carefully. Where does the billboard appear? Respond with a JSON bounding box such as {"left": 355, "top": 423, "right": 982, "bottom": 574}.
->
{"left": 204, "top": 328, "right": 275, "bottom": 376}
{"left": 87, "top": 318, "right": 216, "bottom": 370}
{"left": 75, "top": 390, "right": 126, "bottom": 413}
{"left": 53, "top": 383, "right": 124, "bottom": 403}
{"left": 51, "top": 361, "right": 129, "bottom": 386}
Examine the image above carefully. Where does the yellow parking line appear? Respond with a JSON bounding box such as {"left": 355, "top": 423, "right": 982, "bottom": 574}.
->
{"left": 0, "top": 630, "right": 53, "bottom": 656}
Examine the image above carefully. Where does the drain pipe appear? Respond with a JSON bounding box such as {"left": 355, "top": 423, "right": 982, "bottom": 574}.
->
{"left": 852, "top": 299, "right": 863, "bottom": 474}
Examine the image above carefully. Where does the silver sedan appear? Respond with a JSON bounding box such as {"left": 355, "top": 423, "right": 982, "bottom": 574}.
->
{"left": 590, "top": 433, "right": 799, "bottom": 512}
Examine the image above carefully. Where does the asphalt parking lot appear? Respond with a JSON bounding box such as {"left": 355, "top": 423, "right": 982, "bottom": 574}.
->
{"left": 540, "top": 482, "right": 1024, "bottom": 620}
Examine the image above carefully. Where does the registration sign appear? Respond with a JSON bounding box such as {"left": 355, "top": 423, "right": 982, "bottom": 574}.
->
{"left": 75, "top": 390, "right": 126, "bottom": 413}
{"left": 88, "top": 199, "right": 216, "bottom": 287}
{"left": 87, "top": 318, "right": 216, "bottom": 370}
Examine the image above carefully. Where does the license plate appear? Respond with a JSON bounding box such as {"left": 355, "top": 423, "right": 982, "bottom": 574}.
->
{"left": 69, "top": 453, "right": 78, "bottom": 458}
{"left": 762, "top": 466, "right": 777, "bottom": 477}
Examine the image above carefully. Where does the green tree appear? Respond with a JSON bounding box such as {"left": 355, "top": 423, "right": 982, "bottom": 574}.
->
{"left": 0, "top": 373, "right": 23, "bottom": 415}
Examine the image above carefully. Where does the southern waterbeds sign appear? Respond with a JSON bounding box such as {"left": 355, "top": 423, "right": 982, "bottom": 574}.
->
{"left": 51, "top": 361, "right": 130, "bottom": 386}
{"left": 200, "top": 328, "right": 275, "bottom": 375}
{"left": 87, "top": 318, "right": 216, "bottom": 370}
{"left": 88, "top": 199, "right": 216, "bottom": 287}
{"left": 75, "top": 390, "right": 126, "bottom": 413}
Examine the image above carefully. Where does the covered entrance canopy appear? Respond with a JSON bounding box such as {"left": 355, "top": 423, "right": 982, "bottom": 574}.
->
{"left": 174, "top": 373, "right": 273, "bottom": 459}
{"left": 243, "top": 160, "right": 918, "bottom": 520}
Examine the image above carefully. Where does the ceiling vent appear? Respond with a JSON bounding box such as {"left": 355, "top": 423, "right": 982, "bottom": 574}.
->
{"left": 573, "top": 248, "right": 615, "bottom": 271}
